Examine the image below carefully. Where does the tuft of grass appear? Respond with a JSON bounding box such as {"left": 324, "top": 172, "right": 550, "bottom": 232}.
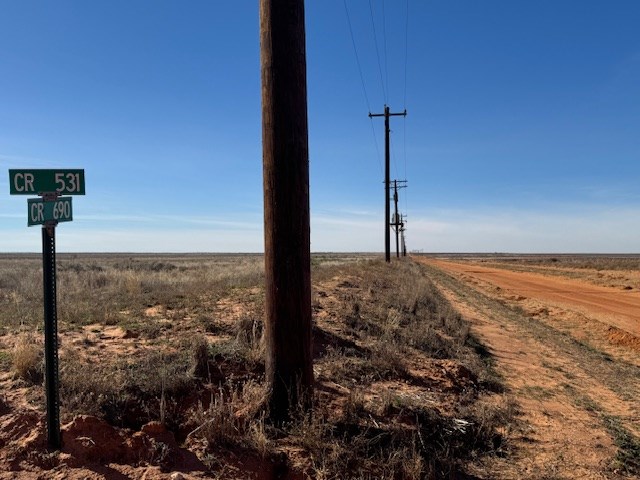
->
{"left": 186, "top": 379, "right": 267, "bottom": 455}
{"left": 235, "top": 316, "right": 264, "bottom": 366}
{"left": 12, "top": 335, "right": 43, "bottom": 384}
{"left": 190, "top": 335, "right": 211, "bottom": 380}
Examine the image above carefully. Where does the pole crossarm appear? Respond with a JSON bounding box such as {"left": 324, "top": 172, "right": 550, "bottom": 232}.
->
{"left": 369, "top": 109, "right": 407, "bottom": 118}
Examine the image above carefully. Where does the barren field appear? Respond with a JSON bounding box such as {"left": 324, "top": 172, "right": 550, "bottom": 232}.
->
{"left": 0, "top": 254, "right": 512, "bottom": 479}
{"left": 416, "top": 254, "right": 640, "bottom": 479}
{"left": 1, "top": 253, "right": 638, "bottom": 479}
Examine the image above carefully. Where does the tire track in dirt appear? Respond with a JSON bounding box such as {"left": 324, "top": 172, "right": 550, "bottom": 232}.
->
{"left": 415, "top": 257, "right": 640, "bottom": 479}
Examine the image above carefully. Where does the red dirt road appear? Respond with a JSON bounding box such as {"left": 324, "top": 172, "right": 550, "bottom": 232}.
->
{"left": 417, "top": 257, "right": 640, "bottom": 478}
{"left": 428, "top": 259, "right": 640, "bottom": 338}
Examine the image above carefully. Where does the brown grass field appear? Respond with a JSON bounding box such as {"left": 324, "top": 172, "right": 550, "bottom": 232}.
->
{"left": 0, "top": 253, "right": 638, "bottom": 479}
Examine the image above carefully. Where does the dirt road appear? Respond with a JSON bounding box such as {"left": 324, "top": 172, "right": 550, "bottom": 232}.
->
{"left": 416, "top": 256, "right": 640, "bottom": 479}
{"left": 430, "top": 259, "right": 640, "bottom": 338}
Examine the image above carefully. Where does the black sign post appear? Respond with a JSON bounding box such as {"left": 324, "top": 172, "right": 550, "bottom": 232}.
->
{"left": 42, "top": 221, "right": 61, "bottom": 449}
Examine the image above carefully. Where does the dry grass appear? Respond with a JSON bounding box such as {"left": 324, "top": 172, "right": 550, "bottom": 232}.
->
{"left": 186, "top": 379, "right": 267, "bottom": 452}
{"left": 495, "top": 255, "right": 640, "bottom": 271}
{"left": 0, "top": 253, "right": 266, "bottom": 332}
{"left": 416, "top": 253, "right": 640, "bottom": 272}
{"left": 0, "top": 254, "right": 512, "bottom": 478}
{"left": 11, "top": 333, "right": 43, "bottom": 384}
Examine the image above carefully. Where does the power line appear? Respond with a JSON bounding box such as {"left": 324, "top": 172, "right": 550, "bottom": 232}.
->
{"left": 403, "top": 121, "right": 408, "bottom": 208}
{"left": 403, "top": 0, "right": 409, "bottom": 109}
{"left": 368, "top": 0, "right": 387, "bottom": 103}
{"left": 403, "top": 120, "right": 408, "bottom": 216}
{"left": 382, "top": 0, "right": 389, "bottom": 104}
{"left": 370, "top": 120, "right": 384, "bottom": 175}
{"left": 390, "top": 127, "right": 399, "bottom": 180}
{"left": 343, "top": 0, "right": 384, "bottom": 175}
{"left": 343, "top": 0, "right": 371, "bottom": 112}
{"left": 403, "top": 0, "right": 410, "bottom": 219}
{"left": 343, "top": 2, "right": 411, "bottom": 256}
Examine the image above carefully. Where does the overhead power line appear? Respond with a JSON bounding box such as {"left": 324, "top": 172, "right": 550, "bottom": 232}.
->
{"left": 343, "top": 0, "right": 371, "bottom": 112}
{"left": 343, "top": 0, "right": 384, "bottom": 175}
{"left": 343, "top": 0, "right": 413, "bottom": 239}
{"left": 403, "top": 0, "right": 409, "bottom": 109}
{"left": 368, "top": 0, "right": 388, "bottom": 103}
{"left": 382, "top": 0, "right": 389, "bottom": 104}
{"left": 402, "top": 0, "right": 410, "bottom": 218}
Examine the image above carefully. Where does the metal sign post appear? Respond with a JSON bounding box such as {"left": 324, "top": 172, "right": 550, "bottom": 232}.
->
{"left": 42, "top": 221, "right": 61, "bottom": 449}
{"left": 8, "top": 168, "right": 85, "bottom": 450}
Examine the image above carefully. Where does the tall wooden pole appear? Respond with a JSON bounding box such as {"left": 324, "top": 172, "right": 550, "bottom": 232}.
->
{"left": 260, "top": 0, "right": 313, "bottom": 423}
{"left": 393, "top": 180, "right": 399, "bottom": 259}
{"left": 384, "top": 107, "right": 391, "bottom": 262}
{"left": 391, "top": 180, "right": 406, "bottom": 258}
{"left": 369, "top": 106, "right": 406, "bottom": 262}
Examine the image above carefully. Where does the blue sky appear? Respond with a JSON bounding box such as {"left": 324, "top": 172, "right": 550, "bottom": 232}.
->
{"left": 1, "top": 1, "right": 639, "bottom": 253}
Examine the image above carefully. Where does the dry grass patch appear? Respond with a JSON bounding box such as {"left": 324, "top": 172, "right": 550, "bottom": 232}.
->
{"left": 11, "top": 333, "right": 43, "bottom": 384}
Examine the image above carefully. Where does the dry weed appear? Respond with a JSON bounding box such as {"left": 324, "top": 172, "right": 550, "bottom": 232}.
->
{"left": 12, "top": 334, "right": 43, "bottom": 384}
{"left": 187, "top": 379, "right": 267, "bottom": 452}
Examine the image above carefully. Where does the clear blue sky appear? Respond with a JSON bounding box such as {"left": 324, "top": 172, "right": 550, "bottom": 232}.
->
{"left": 1, "top": 1, "right": 639, "bottom": 253}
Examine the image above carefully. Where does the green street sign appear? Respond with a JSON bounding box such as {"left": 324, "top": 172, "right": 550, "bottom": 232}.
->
{"left": 27, "top": 197, "right": 73, "bottom": 226}
{"left": 9, "top": 169, "right": 85, "bottom": 195}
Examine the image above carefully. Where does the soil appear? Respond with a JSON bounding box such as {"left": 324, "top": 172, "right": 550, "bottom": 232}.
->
{"left": 416, "top": 256, "right": 640, "bottom": 479}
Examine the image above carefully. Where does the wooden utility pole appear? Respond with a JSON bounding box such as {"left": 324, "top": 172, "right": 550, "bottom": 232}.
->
{"left": 391, "top": 180, "right": 407, "bottom": 259}
{"left": 400, "top": 214, "right": 407, "bottom": 257}
{"left": 260, "top": 0, "right": 313, "bottom": 423}
{"left": 369, "top": 106, "right": 406, "bottom": 262}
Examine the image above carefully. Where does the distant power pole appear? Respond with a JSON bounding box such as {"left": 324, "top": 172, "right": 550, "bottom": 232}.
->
{"left": 391, "top": 180, "right": 407, "bottom": 258}
{"left": 400, "top": 214, "right": 407, "bottom": 257}
{"left": 369, "top": 105, "right": 406, "bottom": 262}
{"left": 260, "top": 0, "right": 313, "bottom": 423}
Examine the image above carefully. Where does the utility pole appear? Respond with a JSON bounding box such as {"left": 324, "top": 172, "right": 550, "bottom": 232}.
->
{"left": 260, "top": 0, "right": 313, "bottom": 423}
{"left": 394, "top": 181, "right": 398, "bottom": 259}
{"left": 369, "top": 105, "right": 406, "bottom": 262}
{"left": 391, "top": 180, "right": 407, "bottom": 259}
{"left": 400, "top": 214, "right": 407, "bottom": 257}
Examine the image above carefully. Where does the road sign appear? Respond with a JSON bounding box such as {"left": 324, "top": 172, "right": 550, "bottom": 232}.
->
{"left": 27, "top": 197, "right": 73, "bottom": 226}
{"left": 8, "top": 168, "right": 85, "bottom": 450}
{"left": 9, "top": 169, "right": 85, "bottom": 195}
